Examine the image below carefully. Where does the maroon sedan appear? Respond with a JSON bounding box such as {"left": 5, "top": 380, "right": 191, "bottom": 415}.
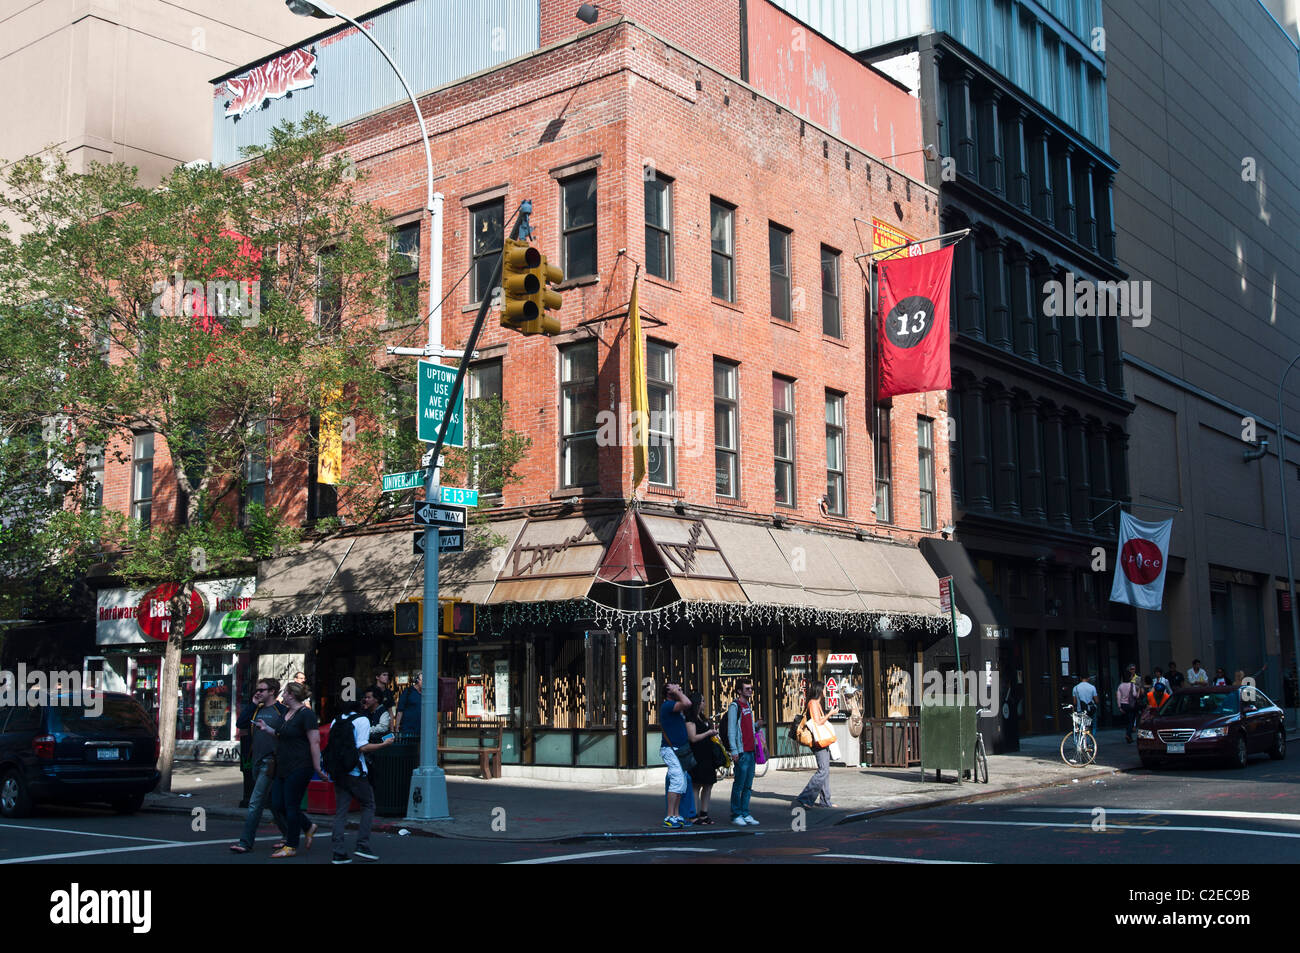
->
{"left": 1136, "top": 686, "right": 1287, "bottom": 769}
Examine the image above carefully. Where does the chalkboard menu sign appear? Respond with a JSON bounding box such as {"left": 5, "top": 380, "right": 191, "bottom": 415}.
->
{"left": 719, "top": 636, "right": 751, "bottom": 676}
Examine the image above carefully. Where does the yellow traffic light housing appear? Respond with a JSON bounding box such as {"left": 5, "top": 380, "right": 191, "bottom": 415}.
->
{"left": 500, "top": 238, "right": 563, "bottom": 336}
{"left": 440, "top": 599, "right": 476, "bottom": 636}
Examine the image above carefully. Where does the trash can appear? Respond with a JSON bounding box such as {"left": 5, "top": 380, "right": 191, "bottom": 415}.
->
{"left": 369, "top": 738, "right": 419, "bottom": 817}
{"left": 919, "top": 703, "right": 976, "bottom": 781}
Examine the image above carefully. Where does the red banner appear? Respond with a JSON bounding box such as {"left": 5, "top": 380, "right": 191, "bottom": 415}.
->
{"left": 876, "top": 246, "right": 954, "bottom": 400}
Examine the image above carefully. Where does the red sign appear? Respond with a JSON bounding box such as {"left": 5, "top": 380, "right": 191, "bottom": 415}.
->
{"left": 1120, "top": 539, "right": 1163, "bottom": 585}
{"left": 824, "top": 677, "right": 839, "bottom": 713}
{"left": 224, "top": 48, "right": 317, "bottom": 118}
{"left": 939, "top": 576, "right": 953, "bottom": 614}
{"left": 876, "top": 246, "right": 954, "bottom": 400}
{"left": 136, "top": 583, "right": 209, "bottom": 642}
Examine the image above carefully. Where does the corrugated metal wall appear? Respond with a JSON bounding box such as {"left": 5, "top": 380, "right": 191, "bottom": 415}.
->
{"left": 211, "top": 0, "right": 539, "bottom": 166}
{"left": 766, "top": 0, "right": 932, "bottom": 54}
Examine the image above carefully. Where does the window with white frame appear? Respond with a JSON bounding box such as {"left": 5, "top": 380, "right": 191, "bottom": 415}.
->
{"left": 918, "top": 416, "right": 936, "bottom": 531}
{"left": 561, "top": 341, "right": 598, "bottom": 487}
{"left": 825, "top": 392, "right": 845, "bottom": 516}
{"left": 773, "top": 376, "right": 796, "bottom": 506}
{"left": 647, "top": 341, "right": 675, "bottom": 487}
{"left": 875, "top": 404, "right": 893, "bottom": 523}
{"left": 132, "top": 432, "right": 154, "bottom": 527}
{"left": 714, "top": 360, "right": 738, "bottom": 498}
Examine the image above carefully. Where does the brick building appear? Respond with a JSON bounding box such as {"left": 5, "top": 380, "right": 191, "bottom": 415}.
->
{"left": 87, "top": 0, "right": 962, "bottom": 772}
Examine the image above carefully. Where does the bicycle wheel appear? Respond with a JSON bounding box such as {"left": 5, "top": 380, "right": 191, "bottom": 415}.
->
{"left": 973, "top": 739, "right": 988, "bottom": 783}
{"left": 1060, "top": 731, "right": 1097, "bottom": 766}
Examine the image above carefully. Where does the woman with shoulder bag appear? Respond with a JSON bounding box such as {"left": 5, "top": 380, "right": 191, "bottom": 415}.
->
{"left": 685, "top": 692, "right": 720, "bottom": 825}
{"left": 795, "top": 684, "right": 838, "bottom": 809}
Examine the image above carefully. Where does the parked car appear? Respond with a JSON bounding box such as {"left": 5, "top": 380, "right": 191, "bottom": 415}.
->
{"left": 1136, "top": 686, "right": 1286, "bottom": 769}
{"left": 0, "top": 692, "right": 161, "bottom": 818}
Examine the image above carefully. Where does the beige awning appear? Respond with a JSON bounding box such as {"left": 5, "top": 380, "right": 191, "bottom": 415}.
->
{"left": 487, "top": 515, "right": 620, "bottom": 604}
{"left": 246, "top": 520, "right": 524, "bottom": 619}
{"left": 635, "top": 513, "right": 748, "bottom": 604}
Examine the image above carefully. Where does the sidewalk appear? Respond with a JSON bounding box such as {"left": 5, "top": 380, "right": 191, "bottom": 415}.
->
{"left": 146, "top": 726, "right": 1150, "bottom": 843}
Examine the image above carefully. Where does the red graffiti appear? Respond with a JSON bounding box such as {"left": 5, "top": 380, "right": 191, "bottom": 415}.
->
{"left": 224, "top": 49, "right": 317, "bottom": 118}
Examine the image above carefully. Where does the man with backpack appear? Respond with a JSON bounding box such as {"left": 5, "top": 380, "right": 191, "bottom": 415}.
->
{"left": 323, "top": 700, "right": 393, "bottom": 864}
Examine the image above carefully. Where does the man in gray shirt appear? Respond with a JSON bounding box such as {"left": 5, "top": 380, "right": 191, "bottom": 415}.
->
{"left": 231, "top": 678, "right": 310, "bottom": 853}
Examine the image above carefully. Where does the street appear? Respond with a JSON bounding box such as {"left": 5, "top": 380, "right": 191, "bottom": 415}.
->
{"left": 3, "top": 756, "right": 1296, "bottom": 865}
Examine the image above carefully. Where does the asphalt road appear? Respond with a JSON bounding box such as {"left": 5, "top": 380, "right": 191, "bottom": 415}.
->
{"left": 1, "top": 755, "right": 1296, "bottom": 866}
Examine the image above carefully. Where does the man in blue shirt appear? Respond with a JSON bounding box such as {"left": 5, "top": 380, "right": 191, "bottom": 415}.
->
{"left": 659, "top": 682, "right": 691, "bottom": 829}
{"left": 395, "top": 672, "right": 423, "bottom": 737}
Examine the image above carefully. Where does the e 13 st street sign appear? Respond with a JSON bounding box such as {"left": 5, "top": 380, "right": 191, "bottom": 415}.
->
{"left": 418, "top": 359, "right": 464, "bottom": 447}
{"left": 413, "top": 501, "right": 467, "bottom": 528}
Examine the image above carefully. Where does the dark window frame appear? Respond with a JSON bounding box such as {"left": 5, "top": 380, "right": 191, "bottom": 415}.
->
{"left": 561, "top": 171, "right": 598, "bottom": 280}
{"left": 918, "top": 415, "right": 936, "bottom": 531}
{"left": 644, "top": 174, "right": 673, "bottom": 282}
{"left": 875, "top": 404, "right": 893, "bottom": 524}
{"left": 769, "top": 222, "right": 792, "bottom": 322}
{"left": 821, "top": 244, "right": 842, "bottom": 337}
{"left": 710, "top": 199, "right": 736, "bottom": 303}
{"left": 470, "top": 199, "right": 505, "bottom": 305}
{"left": 389, "top": 221, "right": 421, "bottom": 324}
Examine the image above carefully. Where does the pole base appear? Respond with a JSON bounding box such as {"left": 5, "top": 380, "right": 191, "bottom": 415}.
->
{"left": 405, "top": 764, "right": 451, "bottom": 820}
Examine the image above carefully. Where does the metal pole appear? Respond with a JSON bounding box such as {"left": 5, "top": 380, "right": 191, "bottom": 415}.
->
{"left": 1277, "top": 355, "right": 1300, "bottom": 724}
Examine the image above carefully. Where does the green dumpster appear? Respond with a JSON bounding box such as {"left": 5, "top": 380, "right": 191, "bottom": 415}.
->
{"left": 919, "top": 703, "right": 976, "bottom": 782}
{"left": 368, "top": 739, "right": 419, "bottom": 816}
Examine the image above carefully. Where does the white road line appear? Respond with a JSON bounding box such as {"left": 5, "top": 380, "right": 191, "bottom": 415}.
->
{"left": 1013, "top": 808, "right": 1300, "bottom": 823}
{"left": 508, "top": 847, "right": 716, "bottom": 865}
{"left": 815, "top": 854, "right": 986, "bottom": 865}
{"left": 0, "top": 837, "right": 253, "bottom": 864}
{"left": 885, "top": 818, "right": 1300, "bottom": 840}
{"left": 0, "top": 822, "right": 177, "bottom": 845}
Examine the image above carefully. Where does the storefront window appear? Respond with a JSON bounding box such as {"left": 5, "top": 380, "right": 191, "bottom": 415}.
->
{"left": 198, "top": 655, "right": 234, "bottom": 742}
{"left": 132, "top": 656, "right": 197, "bottom": 740}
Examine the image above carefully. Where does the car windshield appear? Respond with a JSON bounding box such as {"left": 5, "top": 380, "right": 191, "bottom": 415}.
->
{"left": 1159, "top": 691, "right": 1238, "bottom": 717}
{"left": 49, "top": 697, "right": 154, "bottom": 735}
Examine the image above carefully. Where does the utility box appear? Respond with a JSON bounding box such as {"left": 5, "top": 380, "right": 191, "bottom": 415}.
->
{"left": 919, "top": 703, "right": 976, "bottom": 781}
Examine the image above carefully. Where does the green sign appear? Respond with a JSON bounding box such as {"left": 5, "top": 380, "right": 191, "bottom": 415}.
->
{"left": 382, "top": 470, "right": 424, "bottom": 493}
{"left": 438, "top": 486, "right": 478, "bottom": 507}
{"left": 418, "top": 359, "right": 464, "bottom": 447}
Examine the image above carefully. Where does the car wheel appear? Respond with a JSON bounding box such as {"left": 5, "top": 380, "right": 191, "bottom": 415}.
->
{"left": 1229, "top": 733, "right": 1249, "bottom": 769}
{"left": 1139, "top": 754, "right": 1160, "bottom": 770}
{"left": 111, "top": 793, "right": 146, "bottom": 815}
{"left": 1269, "top": 727, "right": 1286, "bottom": 761}
{"left": 0, "top": 768, "right": 33, "bottom": 819}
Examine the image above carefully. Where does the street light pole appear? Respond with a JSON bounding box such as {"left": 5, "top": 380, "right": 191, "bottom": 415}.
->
{"left": 1276, "top": 355, "right": 1300, "bottom": 724}
{"left": 286, "top": 0, "right": 451, "bottom": 817}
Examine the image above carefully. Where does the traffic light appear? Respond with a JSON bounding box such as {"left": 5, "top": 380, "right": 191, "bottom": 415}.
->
{"left": 441, "top": 599, "right": 476, "bottom": 637}
{"left": 500, "top": 238, "right": 563, "bottom": 335}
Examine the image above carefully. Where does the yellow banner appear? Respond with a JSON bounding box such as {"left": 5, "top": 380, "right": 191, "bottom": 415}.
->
{"left": 629, "top": 276, "right": 649, "bottom": 488}
{"left": 871, "top": 218, "right": 924, "bottom": 260}
{"left": 318, "top": 386, "right": 343, "bottom": 485}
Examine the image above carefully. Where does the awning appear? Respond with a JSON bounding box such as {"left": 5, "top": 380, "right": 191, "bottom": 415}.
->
{"left": 635, "top": 513, "right": 747, "bottom": 603}
{"left": 918, "top": 537, "right": 1010, "bottom": 636}
{"left": 487, "top": 515, "right": 620, "bottom": 604}
{"left": 246, "top": 521, "right": 524, "bottom": 619}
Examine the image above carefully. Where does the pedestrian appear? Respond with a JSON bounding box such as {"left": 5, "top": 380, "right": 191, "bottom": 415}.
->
{"left": 686, "top": 691, "right": 720, "bottom": 825}
{"left": 1152, "top": 668, "right": 1171, "bottom": 694}
{"left": 1116, "top": 664, "right": 1142, "bottom": 743}
{"left": 1072, "top": 674, "right": 1099, "bottom": 732}
{"left": 373, "top": 669, "right": 397, "bottom": 718}
{"left": 1233, "top": 662, "right": 1267, "bottom": 686}
{"left": 1146, "top": 679, "right": 1170, "bottom": 710}
{"left": 1167, "top": 662, "right": 1185, "bottom": 691}
{"left": 1213, "top": 667, "right": 1228, "bottom": 687}
{"left": 795, "top": 684, "right": 837, "bottom": 809}
{"left": 1187, "top": 659, "right": 1209, "bottom": 686}
{"left": 230, "top": 678, "right": 313, "bottom": 854}
{"left": 726, "top": 677, "right": 760, "bottom": 827}
{"left": 235, "top": 686, "right": 259, "bottom": 808}
{"left": 324, "top": 699, "right": 391, "bottom": 864}
{"left": 659, "top": 682, "right": 692, "bottom": 829}
{"left": 394, "top": 672, "right": 423, "bottom": 737}
{"left": 263, "top": 681, "right": 322, "bottom": 858}
{"left": 363, "top": 686, "right": 392, "bottom": 742}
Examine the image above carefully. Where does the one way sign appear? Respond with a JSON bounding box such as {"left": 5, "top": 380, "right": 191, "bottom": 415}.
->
{"left": 415, "top": 530, "right": 465, "bottom": 555}
{"left": 413, "top": 501, "right": 467, "bottom": 528}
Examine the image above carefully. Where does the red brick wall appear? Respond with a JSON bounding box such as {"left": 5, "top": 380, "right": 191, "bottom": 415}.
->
{"left": 540, "top": 0, "right": 741, "bottom": 75}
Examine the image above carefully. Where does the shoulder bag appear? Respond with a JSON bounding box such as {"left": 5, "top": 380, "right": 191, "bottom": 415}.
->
{"left": 796, "top": 714, "right": 813, "bottom": 748}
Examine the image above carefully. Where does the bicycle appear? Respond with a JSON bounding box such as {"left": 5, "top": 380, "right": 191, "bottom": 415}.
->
{"left": 1060, "top": 704, "right": 1098, "bottom": 766}
{"left": 973, "top": 705, "right": 990, "bottom": 783}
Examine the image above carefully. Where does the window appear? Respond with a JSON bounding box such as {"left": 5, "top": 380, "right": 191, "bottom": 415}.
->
{"left": 131, "top": 432, "right": 154, "bottom": 527}
{"left": 918, "top": 416, "right": 936, "bottom": 531}
{"left": 87, "top": 445, "right": 104, "bottom": 510}
{"left": 769, "top": 223, "right": 791, "bottom": 321}
{"left": 470, "top": 200, "right": 504, "bottom": 305}
{"left": 316, "top": 246, "right": 341, "bottom": 332}
{"left": 644, "top": 175, "right": 673, "bottom": 281}
{"left": 93, "top": 315, "right": 111, "bottom": 362}
{"left": 714, "top": 360, "right": 739, "bottom": 498}
{"left": 773, "top": 376, "right": 795, "bottom": 506}
{"left": 389, "top": 222, "right": 420, "bottom": 323}
{"left": 875, "top": 405, "right": 893, "bottom": 523}
{"left": 561, "top": 342, "right": 598, "bottom": 486}
{"left": 647, "top": 342, "right": 675, "bottom": 486}
{"left": 561, "top": 171, "right": 597, "bottom": 279}
{"left": 710, "top": 199, "right": 735, "bottom": 302}
{"left": 821, "top": 245, "right": 842, "bottom": 337}
{"left": 825, "top": 392, "right": 845, "bottom": 516}
{"left": 242, "top": 421, "right": 268, "bottom": 517}
{"left": 468, "top": 359, "right": 503, "bottom": 496}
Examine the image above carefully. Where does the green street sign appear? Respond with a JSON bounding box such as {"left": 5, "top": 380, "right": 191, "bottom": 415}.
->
{"left": 382, "top": 470, "right": 425, "bottom": 493}
{"left": 418, "top": 359, "right": 464, "bottom": 447}
{"left": 438, "top": 486, "right": 479, "bottom": 507}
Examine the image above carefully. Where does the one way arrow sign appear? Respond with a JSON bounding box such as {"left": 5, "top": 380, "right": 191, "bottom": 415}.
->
{"left": 415, "top": 529, "right": 466, "bottom": 555}
{"left": 413, "top": 501, "right": 467, "bottom": 528}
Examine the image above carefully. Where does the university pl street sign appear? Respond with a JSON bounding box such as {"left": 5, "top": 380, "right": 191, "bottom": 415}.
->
{"left": 418, "top": 359, "right": 465, "bottom": 446}
{"left": 413, "top": 501, "right": 467, "bottom": 528}
{"left": 382, "top": 470, "right": 424, "bottom": 493}
{"left": 414, "top": 530, "right": 465, "bottom": 555}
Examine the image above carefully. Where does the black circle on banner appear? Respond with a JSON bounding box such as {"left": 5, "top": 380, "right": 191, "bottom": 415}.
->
{"left": 883, "top": 294, "right": 937, "bottom": 350}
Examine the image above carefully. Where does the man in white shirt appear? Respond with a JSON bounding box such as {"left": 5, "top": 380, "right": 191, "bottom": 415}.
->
{"left": 326, "top": 703, "right": 391, "bottom": 864}
{"left": 1187, "top": 659, "right": 1209, "bottom": 686}
{"left": 1072, "top": 675, "right": 1100, "bottom": 732}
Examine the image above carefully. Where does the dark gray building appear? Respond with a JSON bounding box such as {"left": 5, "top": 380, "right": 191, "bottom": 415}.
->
{"left": 1104, "top": 0, "right": 1300, "bottom": 708}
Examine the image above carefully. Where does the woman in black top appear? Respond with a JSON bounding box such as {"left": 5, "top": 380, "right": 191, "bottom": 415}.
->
{"left": 686, "top": 692, "right": 720, "bottom": 825}
{"left": 260, "top": 682, "right": 323, "bottom": 857}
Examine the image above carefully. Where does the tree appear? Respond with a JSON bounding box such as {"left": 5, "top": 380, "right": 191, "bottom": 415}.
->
{"left": 0, "top": 114, "right": 416, "bottom": 790}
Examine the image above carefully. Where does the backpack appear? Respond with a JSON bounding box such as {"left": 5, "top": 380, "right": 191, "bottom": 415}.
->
{"left": 717, "top": 704, "right": 732, "bottom": 750}
{"left": 323, "top": 712, "right": 363, "bottom": 777}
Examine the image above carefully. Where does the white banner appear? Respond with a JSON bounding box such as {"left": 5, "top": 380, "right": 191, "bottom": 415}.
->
{"left": 96, "top": 577, "right": 255, "bottom": 645}
{"left": 1109, "top": 512, "right": 1172, "bottom": 610}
